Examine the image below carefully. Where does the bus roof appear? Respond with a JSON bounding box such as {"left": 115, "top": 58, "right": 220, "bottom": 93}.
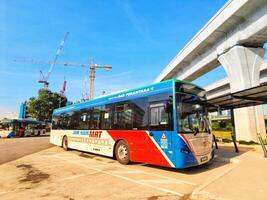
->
{"left": 53, "top": 79, "right": 202, "bottom": 115}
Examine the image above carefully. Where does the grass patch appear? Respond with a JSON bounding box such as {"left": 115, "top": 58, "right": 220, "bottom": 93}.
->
{"left": 212, "top": 131, "right": 267, "bottom": 145}
{"left": 213, "top": 131, "right": 232, "bottom": 141}
{"left": 222, "top": 138, "right": 232, "bottom": 143}
{"left": 238, "top": 140, "right": 258, "bottom": 145}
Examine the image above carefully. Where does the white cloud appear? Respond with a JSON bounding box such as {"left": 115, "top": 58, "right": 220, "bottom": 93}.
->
{"left": 116, "top": 0, "right": 156, "bottom": 44}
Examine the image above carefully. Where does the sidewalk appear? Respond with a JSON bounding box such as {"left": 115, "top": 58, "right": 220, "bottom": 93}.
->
{"left": 191, "top": 143, "right": 267, "bottom": 200}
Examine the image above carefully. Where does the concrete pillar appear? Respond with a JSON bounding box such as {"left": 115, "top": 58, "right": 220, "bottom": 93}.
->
{"left": 218, "top": 46, "right": 266, "bottom": 142}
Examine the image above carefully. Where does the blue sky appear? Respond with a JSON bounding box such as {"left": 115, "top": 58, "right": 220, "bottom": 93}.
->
{"left": 0, "top": 0, "right": 228, "bottom": 117}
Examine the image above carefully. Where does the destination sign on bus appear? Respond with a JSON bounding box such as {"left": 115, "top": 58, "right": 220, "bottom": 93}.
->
{"left": 108, "top": 87, "right": 154, "bottom": 101}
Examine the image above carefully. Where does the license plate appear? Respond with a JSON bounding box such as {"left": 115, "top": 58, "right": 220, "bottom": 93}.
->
{"left": 200, "top": 156, "right": 208, "bottom": 162}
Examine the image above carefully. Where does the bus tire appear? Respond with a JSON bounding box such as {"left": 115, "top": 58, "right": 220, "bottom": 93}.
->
{"left": 115, "top": 140, "right": 130, "bottom": 165}
{"left": 62, "top": 136, "right": 69, "bottom": 151}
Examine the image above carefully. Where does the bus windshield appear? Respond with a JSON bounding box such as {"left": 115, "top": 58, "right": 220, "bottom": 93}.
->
{"left": 176, "top": 83, "right": 209, "bottom": 134}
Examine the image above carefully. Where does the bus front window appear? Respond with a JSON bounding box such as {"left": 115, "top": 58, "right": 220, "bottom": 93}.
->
{"left": 177, "top": 94, "right": 209, "bottom": 134}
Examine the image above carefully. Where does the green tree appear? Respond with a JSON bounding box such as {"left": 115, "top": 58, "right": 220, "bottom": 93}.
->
{"left": 27, "top": 89, "right": 67, "bottom": 122}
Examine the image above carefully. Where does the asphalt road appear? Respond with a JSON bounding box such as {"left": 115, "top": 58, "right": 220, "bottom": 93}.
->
{"left": 0, "top": 136, "right": 53, "bottom": 164}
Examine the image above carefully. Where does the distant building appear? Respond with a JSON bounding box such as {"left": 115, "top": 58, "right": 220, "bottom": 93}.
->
{"left": 18, "top": 101, "right": 31, "bottom": 119}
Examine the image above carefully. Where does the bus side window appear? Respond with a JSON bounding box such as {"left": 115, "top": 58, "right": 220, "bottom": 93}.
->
{"left": 114, "top": 104, "right": 125, "bottom": 129}
{"left": 131, "top": 97, "right": 148, "bottom": 130}
{"left": 62, "top": 113, "right": 69, "bottom": 129}
{"left": 52, "top": 115, "right": 60, "bottom": 129}
{"left": 79, "top": 110, "right": 89, "bottom": 130}
{"left": 124, "top": 103, "right": 133, "bottom": 129}
{"left": 90, "top": 107, "right": 101, "bottom": 130}
{"left": 100, "top": 105, "right": 112, "bottom": 130}
{"left": 149, "top": 103, "right": 168, "bottom": 130}
{"left": 113, "top": 103, "right": 133, "bottom": 130}
{"left": 87, "top": 109, "right": 92, "bottom": 130}
{"left": 70, "top": 111, "right": 80, "bottom": 130}
{"left": 150, "top": 107, "right": 159, "bottom": 126}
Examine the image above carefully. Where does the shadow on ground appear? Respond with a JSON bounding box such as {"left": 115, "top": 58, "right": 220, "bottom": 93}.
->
{"left": 63, "top": 143, "right": 255, "bottom": 175}
{"left": 140, "top": 144, "right": 254, "bottom": 174}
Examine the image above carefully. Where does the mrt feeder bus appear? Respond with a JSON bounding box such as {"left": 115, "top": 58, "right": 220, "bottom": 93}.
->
{"left": 50, "top": 79, "right": 214, "bottom": 168}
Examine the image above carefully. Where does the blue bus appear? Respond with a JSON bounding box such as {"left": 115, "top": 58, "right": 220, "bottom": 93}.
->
{"left": 50, "top": 79, "right": 214, "bottom": 168}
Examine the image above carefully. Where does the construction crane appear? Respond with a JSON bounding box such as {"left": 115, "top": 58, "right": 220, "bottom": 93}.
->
{"left": 15, "top": 32, "right": 69, "bottom": 88}
{"left": 39, "top": 32, "right": 69, "bottom": 88}
{"left": 60, "top": 78, "right": 67, "bottom": 97}
{"left": 14, "top": 58, "right": 112, "bottom": 100}
{"left": 58, "top": 78, "right": 67, "bottom": 108}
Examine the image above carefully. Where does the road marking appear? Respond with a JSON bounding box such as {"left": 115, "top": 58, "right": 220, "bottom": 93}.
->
{"left": 0, "top": 191, "right": 12, "bottom": 196}
{"left": 112, "top": 170, "right": 142, "bottom": 174}
{"left": 0, "top": 141, "right": 17, "bottom": 144}
{"left": 91, "top": 164, "right": 112, "bottom": 168}
{"left": 53, "top": 155, "right": 184, "bottom": 197}
{"left": 140, "top": 179, "right": 188, "bottom": 185}
{"left": 58, "top": 171, "right": 101, "bottom": 182}
{"left": 70, "top": 152, "right": 196, "bottom": 186}
{"left": 118, "top": 165, "right": 196, "bottom": 186}
{"left": 48, "top": 149, "right": 195, "bottom": 186}
{"left": 0, "top": 137, "right": 48, "bottom": 145}
{"left": 192, "top": 163, "right": 238, "bottom": 197}
{"left": 68, "top": 156, "right": 194, "bottom": 185}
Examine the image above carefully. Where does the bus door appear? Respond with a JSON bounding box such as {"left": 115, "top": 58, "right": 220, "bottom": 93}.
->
{"left": 147, "top": 102, "right": 173, "bottom": 166}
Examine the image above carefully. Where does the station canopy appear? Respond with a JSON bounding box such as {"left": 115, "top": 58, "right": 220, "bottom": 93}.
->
{"left": 207, "top": 83, "right": 267, "bottom": 112}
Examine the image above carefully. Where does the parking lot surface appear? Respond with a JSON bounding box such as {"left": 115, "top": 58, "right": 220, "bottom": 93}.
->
{"left": 0, "top": 136, "right": 52, "bottom": 164}
{"left": 0, "top": 143, "right": 266, "bottom": 200}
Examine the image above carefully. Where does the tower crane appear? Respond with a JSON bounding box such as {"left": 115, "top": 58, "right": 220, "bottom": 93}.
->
{"left": 15, "top": 32, "right": 69, "bottom": 89}
{"left": 60, "top": 78, "right": 67, "bottom": 97}
{"left": 14, "top": 58, "right": 112, "bottom": 100}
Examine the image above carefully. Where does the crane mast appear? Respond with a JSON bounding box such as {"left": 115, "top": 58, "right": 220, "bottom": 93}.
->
{"left": 60, "top": 78, "right": 67, "bottom": 97}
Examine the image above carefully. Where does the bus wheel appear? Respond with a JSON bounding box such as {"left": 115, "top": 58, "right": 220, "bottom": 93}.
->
{"left": 115, "top": 140, "right": 130, "bottom": 165}
{"left": 62, "top": 136, "right": 68, "bottom": 151}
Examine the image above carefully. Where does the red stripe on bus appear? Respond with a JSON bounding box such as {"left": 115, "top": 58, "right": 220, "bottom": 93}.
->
{"left": 108, "top": 130, "right": 171, "bottom": 167}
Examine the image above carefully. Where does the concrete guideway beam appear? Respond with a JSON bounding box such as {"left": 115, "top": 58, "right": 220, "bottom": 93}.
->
{"left": 156, "top": 0, "right": 267, "bottom": 82}
{"left": 205, "top": 61, "right": 267, "bottom": 100}
{"left": 218, "top": 46, "right": 266, "bottom": 142}
{"left": 155, "top": 0, "right": 267, "bottom": 142}
{"left": 218, "top": 46, "right": 265, "bottom": 92}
